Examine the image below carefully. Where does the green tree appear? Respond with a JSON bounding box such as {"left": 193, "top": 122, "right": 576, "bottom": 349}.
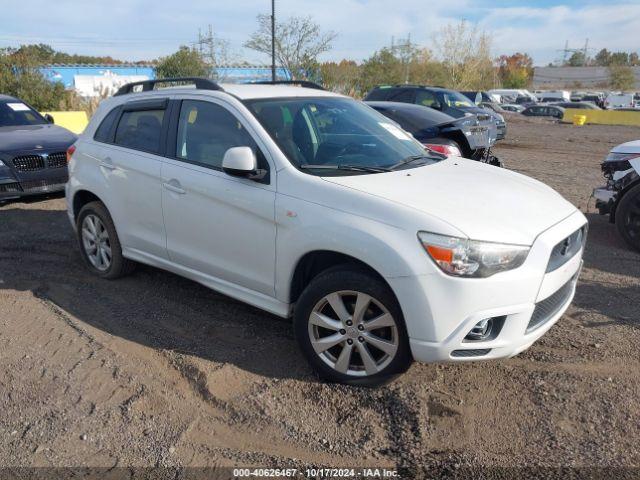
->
{"left": 609, "top": 64, "right": 635, "bottom": 91}
{"left": 245, "top": 15, "right": 337, "bottom": 79}
{"left": 567, "top": 51, "right": 586, "bottom": 66}
{"left": 154, "top": 47, "right": 209, "bottom": 79}
{"left": 594, "top": 48, "right": 611, "bottom": 66}
{"left": 610, "top": 52, "right": 630, "bottom": 66}
{"left": 0, "top": 47, "right": 68, "bottom": 110}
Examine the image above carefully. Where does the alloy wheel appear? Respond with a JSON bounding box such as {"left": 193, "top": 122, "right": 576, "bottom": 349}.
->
{"left": 308, "top": 290, "right": 399, "bottom": 377}
{"left": 81, "top": 214, "right": 112, "bottom": 271}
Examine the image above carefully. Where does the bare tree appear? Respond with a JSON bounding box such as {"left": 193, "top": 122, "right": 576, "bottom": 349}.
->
{"left": 244, "top": 15, "right": 337, "bottom": 79}
{"left": 433, "top": 20, "right": 495, "bottom": 90}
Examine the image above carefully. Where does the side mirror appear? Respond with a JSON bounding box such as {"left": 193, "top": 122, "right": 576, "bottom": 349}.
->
{"left": 44, "top": 114, "right": 55, "bottom": 124}
{"left": 222, "top": 146, "right": 266, "bottom": 181}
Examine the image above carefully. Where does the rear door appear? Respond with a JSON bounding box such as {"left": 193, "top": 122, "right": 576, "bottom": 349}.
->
{"left": 160, "top": 96, "right": 276, "bottom": 296}
{"left": 97, "top": 98, "right": 170, "bottom": 260}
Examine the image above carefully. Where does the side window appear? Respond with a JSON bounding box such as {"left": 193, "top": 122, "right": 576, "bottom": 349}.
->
{"left": 415, "top": 90, "right": 438, "bottom": 107}
{"left": 93, "top": 107, "right": 120, "bottom": 143}
{"left": 388, "top": 89, "right": 415, "bottom": 104}
{"left": 176, "top": 100, "right": 262, "bottom": 170}
{"left": 114, "top": 109, "right": 165, "bottom": 153}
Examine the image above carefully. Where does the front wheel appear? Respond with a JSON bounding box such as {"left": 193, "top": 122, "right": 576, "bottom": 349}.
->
{"left": 615, "top": 183, "right": 640, "bottom": 252}
{"left": 294, "top": 267, "right": 412, "bottom": 386}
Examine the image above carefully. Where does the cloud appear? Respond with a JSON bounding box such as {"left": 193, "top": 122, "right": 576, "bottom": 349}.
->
{"left": 0, "top": 0, "right": 638, "bottom": 65}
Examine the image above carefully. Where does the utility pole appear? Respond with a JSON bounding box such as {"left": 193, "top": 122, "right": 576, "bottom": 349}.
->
{"left": 391, "top": 34, "right": 412, "bottom": 84}
{"left": 271, "top": 0, "right": 276, "bottom": 82}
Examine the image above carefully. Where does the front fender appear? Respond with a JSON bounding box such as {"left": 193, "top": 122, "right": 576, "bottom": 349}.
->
{"left": 273, "top": 196, "right": 441, "bottom": 303}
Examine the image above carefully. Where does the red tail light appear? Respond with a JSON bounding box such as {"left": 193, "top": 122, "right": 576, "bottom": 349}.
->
{"left": 424, "top": 143, "right": 462, "bottom": 157}
{"left": 66, "top": 145, "right": 76, "bottom": 164}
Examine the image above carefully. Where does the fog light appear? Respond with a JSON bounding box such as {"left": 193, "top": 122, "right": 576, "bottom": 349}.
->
{"left": 464, "top": 316, "right": 505, "bottom": 342}
{"left": 467, "top": 319, "right": 492, "bottom": 340}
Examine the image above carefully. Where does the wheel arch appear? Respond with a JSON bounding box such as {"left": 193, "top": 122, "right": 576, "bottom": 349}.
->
{"left": 289, "top": 250, "right": 393, "bottom": 305}
{"left": 72, "top": 190, "right": 104, "bottom": 220}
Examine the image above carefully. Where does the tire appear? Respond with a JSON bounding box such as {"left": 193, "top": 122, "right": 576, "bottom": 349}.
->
{"left": 615, "top": 183, "right": 640, "bottom": 252}
{"left": 294, "top": 266, "right": 412, "bottom": 386}
{"left": 76, "top": 201, "right": 135, "bottom": 279}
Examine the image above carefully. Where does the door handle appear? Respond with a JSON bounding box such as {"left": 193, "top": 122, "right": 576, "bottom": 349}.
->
{"left": 99, "top": 157, "right": 116, "bottom": 170}
{"left": 163, "top": 179, "right": 186, "bottom": 195}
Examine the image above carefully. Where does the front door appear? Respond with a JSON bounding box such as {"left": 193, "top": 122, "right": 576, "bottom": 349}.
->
{"left": 160, "top": 98, "right": 277, "bottom": 296}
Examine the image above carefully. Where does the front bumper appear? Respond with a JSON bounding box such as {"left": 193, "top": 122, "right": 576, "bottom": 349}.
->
{"left": 388, "top": 210, "right": 587, "bottom": 363}
{"left": 0, "top": 152, "right": 68, "bottom": 201}
{"left": 593, "top": 186, "right": 615, "bottom": 215}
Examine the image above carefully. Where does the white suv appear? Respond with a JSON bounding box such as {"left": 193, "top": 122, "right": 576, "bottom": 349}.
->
{"left": 66, "top": 78, "right": 587, "bottom": 386}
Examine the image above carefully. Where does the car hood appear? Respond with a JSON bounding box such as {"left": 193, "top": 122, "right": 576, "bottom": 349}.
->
{"left": 0, "top": 124, "right": 77, "bottom": 153}
{"left": 322, "top": 158, "right": 577, "bottom": 245}
{"left": 611, "top": 140, "right": 640, "bottom": 154}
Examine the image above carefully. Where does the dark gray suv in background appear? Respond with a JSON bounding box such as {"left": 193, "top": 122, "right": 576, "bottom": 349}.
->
{"left": 0, "top": 95, "right": 77, "bottom": 202}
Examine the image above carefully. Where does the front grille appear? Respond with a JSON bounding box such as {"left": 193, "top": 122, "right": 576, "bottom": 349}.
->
{"left": 546, "top": 226, "right": 586, "bottom": 273}
{"left": 527, "top": 278, "right": 576, "bottom": 333}
{"left": 451, "top": 349, "right": 491, "bottom": 358}
{"left": 12, "top": 155, "right": 45, "bottom": 172}
{"left": 46, "top": 152, "right": 67, "bottom": 168}
{"left": 0, "top": 182, "right": 21, "bottom": 193}
{"left": 19, "top": 177, "right": 67, "bottom": 193}
{"left": 11, "top": 153, "right": 67, "bottom": 172}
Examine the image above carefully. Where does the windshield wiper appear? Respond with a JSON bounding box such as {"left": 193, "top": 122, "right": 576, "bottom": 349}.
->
{"left": 299, "top": 164, "right": 392, "bottom": 173}
{"left": 389, "top": 154, "right": 438, "bottom": 171}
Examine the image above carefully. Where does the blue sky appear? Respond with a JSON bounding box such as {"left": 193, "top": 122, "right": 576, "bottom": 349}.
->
{"left": 1, "top": 0, "right": 639, "bottom": 65}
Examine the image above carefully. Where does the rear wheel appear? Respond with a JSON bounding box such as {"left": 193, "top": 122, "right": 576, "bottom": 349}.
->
{"left": 294, "top": 266, "right": 412, "bottom": 386}
{"left": 76, "top": 201, "right": 135, "bottom": 279}
{"left": 616, "top": 183, "right": 640, "bottom": 252}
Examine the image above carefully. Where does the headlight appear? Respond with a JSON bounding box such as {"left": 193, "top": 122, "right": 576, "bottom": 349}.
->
{"left": 418, "top": 231, "right": 530, "bottom": 278}
{"left": 0, "top": 160, "right": 5, "bottom": 166}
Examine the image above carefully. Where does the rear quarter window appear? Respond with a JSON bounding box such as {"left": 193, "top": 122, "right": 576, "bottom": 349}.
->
{"left": 93, "top": 107, "right": 120, "bottom": 143}
{"left": 114, "top": 109, "right": 165, "bottom": 154}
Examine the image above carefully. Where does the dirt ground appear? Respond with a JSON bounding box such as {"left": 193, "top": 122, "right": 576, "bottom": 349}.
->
{"left": 1, "top": 118, "right": 639, "bottom": 477}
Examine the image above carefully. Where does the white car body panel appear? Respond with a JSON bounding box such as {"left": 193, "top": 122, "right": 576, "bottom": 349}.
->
{"left": 322, "top": 158, "right": 576, "bottom": 245}
{"left": 66, "top": 84, "right": 587, "bottom": 365}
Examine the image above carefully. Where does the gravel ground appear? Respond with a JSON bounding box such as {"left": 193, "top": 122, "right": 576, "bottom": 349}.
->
{"left": 0, "top": 118, "right": 639, "bottom": 477}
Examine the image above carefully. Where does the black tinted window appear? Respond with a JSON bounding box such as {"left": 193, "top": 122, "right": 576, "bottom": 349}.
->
{"left": 114, "top": 109, "right": 165, "bottom": 153}
{"left": 176, "top": 100, "right": 260, "bottom": 169}
{"left": 94, "top": 107, "right": 120, "bottom": 143}
{"left": 364, "top": 88, "right": 392, "bottom": 101}
{"left": 0, "top": 101, "right": 46, "bottom": 127}
{"left": 388, "top": 89, "right": 415, "bottom": 103}
{"left": 415, "top": 90, "right": 439, "bottom": 108}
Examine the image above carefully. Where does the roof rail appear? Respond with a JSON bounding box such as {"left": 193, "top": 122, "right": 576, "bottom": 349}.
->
{"left": 252, "top": 80, "right": 325, "bottom": 91}
{"left": 114, "top": 77, "right": 224, "bottom": 96}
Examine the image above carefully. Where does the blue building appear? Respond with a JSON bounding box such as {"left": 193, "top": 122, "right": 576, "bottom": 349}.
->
{"left": 39, "top": 64, "right": 292, "bottom": 96}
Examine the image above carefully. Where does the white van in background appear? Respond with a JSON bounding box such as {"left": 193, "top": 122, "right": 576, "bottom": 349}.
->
{"left": 488, "top": 89, "right": 537, "bottom": 104}
{"left": 604, "top": 93, "right": 634, "bottom": 109}
{"left": 537, "top": 90, "right": 571, "bottom": 102}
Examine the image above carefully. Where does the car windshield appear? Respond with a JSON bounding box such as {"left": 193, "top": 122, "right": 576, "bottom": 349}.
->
{"left": 0, "top": 100, "right": 46, "bottom": 127}
{"left": 441, "top": 91, "right": 474, "bottom": 108}
{"left": 245, "top": 97, "right": 439, "bottom": 175}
